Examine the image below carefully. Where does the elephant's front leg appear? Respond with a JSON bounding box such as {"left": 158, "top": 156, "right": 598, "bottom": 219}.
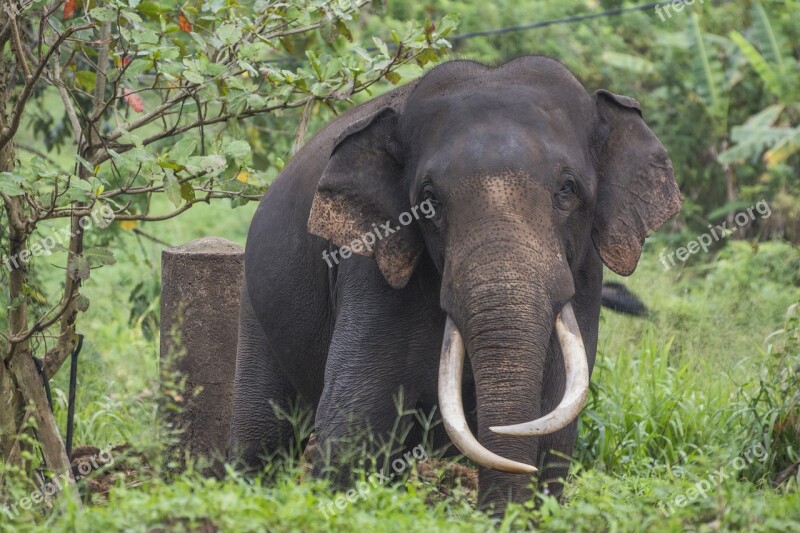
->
{"left": 311, "top": 258, "right": 440, "bottom": 485}
{"left": 535, "top": 291, "right": 600, "bottom": 500}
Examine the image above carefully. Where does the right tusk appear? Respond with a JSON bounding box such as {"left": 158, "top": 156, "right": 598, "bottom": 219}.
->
{"left": 490, "top": 302, "right": 590, "bottom": 437}
{"left": 438, "top": 316, "right": 538, "bottom": 475}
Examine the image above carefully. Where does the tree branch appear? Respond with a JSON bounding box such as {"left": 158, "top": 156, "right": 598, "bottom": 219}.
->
{"left": 50, "top": 63, "right": 82, "bottom": 142}
{"left": 96, "top": 96, "right": 314, "bottom": 166}
{"left": 6, "top": 0, "right": 32, "bottom": 78}
{"left": 8, "top": 292, "right": 80, "bottom": 344}
{"left": 0, "top": 22, "right": 94, "bottom": 151}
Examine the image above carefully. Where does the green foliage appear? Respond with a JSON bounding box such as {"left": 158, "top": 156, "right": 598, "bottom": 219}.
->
{"left": 739, "top": 302, "right": 800, "bottom": 483}
{"left": 3, "top": 1, "right": 800, "bottom": 530}
{"left": 0, "top": 0, "right": 458, "bottom": 360}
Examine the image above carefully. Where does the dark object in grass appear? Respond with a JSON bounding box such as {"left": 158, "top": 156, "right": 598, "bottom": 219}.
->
{"left": 69, "top": 444, "right": 148, "bottom": 501}
{"left": 601, "top": 282, "right": 648, "bottom": 317}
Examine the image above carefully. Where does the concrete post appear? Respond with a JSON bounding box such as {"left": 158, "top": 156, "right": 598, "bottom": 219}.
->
{"left": 160, "top": 237, "right": 244, "bottom": 476}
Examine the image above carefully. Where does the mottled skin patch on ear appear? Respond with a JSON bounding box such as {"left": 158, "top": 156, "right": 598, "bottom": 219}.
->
{"left": 308, "top": 192, "right": 421, "bottom": 289}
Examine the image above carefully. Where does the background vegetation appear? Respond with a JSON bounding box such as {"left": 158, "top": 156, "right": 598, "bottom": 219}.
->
{"left": 1, "top": 0, "right": 798, "bottom": 530}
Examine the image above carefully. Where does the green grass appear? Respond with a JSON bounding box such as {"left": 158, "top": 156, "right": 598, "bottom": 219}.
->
{"left": 2, "top": 204, "right": 799, "bottom": 531}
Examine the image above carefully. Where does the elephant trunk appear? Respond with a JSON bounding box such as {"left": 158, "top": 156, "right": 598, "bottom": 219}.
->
{"left": 438, "top": 196, "right": 589, "bottom": 482}
{"left": 438, "top": 303, "right": 589, "bottom": 472}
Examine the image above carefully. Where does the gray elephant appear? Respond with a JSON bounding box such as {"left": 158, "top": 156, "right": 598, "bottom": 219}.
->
{"left": 229, "top": 55, "right": 682, "bottom": 513}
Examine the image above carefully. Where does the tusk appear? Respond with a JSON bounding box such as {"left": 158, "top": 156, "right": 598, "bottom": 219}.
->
{"left": 490, "top": 302, "right": 589, "bottom": 437}
{"left": 438, "top": 316, "right": 537, "bottom": 474}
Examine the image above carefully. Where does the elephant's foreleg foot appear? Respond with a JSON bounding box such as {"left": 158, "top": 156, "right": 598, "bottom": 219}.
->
{"left": 228, "top": 281, "right": 310, "bottom": 473}
{"left": 534, "top": 423, "right": 578, "bottom": 501}
{"left": 311, "top": 385, "right": 422, "bottom": 488}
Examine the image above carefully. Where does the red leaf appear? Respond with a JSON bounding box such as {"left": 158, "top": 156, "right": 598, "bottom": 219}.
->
{"left": 64, "top": 0, "right": 77, "bottom": 19}
{"left": 123, "top": 88, "right": 145, "bottom": 113}
{"left": 178, "top": 12, "right": 192, "bottom": 33}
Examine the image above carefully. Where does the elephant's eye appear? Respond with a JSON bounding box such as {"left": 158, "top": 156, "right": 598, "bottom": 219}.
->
{"left": 555, "top": 176, "right": 579, "bottom": 210}
{"left": 419, "top": 184, "right": 442, "bottom": 223}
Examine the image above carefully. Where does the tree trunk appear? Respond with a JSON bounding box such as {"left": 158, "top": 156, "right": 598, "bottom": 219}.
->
{"left": 0, "top": 360, "right": 22, "bottom": 464}
{"left": 0, "top": 14, "right": 81, "bottom": 507}
{"left": 0, "top": 60, "right": 22, "bottom": 463}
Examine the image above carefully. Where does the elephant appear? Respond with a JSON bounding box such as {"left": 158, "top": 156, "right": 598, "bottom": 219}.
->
{"left": 228, "top": 55, "right": 682, "bottom": 513}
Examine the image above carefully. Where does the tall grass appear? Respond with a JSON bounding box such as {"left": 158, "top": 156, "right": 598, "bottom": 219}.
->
{"left": 2, "top": 215, "right": 799, "bottom": 530}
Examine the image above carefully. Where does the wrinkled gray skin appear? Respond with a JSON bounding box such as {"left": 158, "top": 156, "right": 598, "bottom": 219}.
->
{"left": 229, "top": 56, "right": 682, "bottom": 513}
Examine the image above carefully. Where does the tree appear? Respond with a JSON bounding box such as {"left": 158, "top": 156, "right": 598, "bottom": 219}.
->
{"left": 0, "top": 0, "right": 457, "bottom": 503}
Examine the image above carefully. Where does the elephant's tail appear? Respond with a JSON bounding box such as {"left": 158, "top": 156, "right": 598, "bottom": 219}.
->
{"left": 601, "top": 282, "right": 648, "bottom": 317}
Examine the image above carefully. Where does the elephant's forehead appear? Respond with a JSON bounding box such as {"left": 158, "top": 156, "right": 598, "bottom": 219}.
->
{"left": 409, "top": 88, "right": 588, "bottom": 154}
{"left": 406, "top": 78, "right": 589, "bottom": 127}
{"left": 414, "top": 106, "right": 590, "bottom": 180}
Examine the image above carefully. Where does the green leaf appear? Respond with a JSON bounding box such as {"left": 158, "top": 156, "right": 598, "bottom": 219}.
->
{"left": 384, "top": 71, "right": 401, "bottom": 85}
{"left": 415, "top": 48, "right": 437, "bottom": 66}
{"left": 75, "top": 154, "right": 95, "bottom": 174}
{"left": 601, "top": 51, "right": 654, "bottom": 75}
{"left": 239, "top": 42, "right": 270, "bottom": 62}
{"left": 306, "top": 50, "right": 322, "bottom": 79}
{"left": 438, "top": 13, "right": 460, "bottom": 36}
{"left": 372, "top": 37, "right": 389, "bottom": 58}
{"left": 136, "top": 1, "right": 170, "bottom": 18}
{"left": 67, "top": 178, "right": 93, "bottom": 202}
{"left": 133, "top": 28, "right": 159, "bottom": 45}
{"left": 163, "top": 172, "right": 182, "bottom": 207}
{"left": 750, "top": 0, "right": 785, "bottom": 69}
{"left": 84, "top": 246, "right": 117, "bottom": 266}
{"left": 320, "top": 15, "right": 339, "bottom": 43}
{"left": 76, "top": 294, "right": 90, "bottom": 313}
{"left": 216, "top": 24, "right": 242, "bottom": 46}
{"left": 337, "top": 19, "right": 353, "bottom": 43}
{"left": 169, "top": 138, "right": 197, "bottom": 163}
{"left": 687, "top": 14, "right": 728, "bottom": 131}
{"left": 729, "top": 31, "right": 783, "bottom": 99}
{"left": 67, "top": 256, "right": 91, "bottom": 281}
{"left": 185, "top": 155, "right": 227, "bottom": 176}
{"left": 76, "top": 71, "right": 97, "bottom": 92}
{"left": 718, "top": 105, "right": 792, "bottom": 164}
{"left": 180, "top": 181, "right": 195, "bottom": 202}
{"left": 223, "top": 139, "right": 251, "bottom": 161}
{"left": 0, "top": 172, "right": 25, "bottom": 196}
{"left": 90, "top": 6, "right": 116, "bottom": 22}
{"left": 184, "top": 69, "right": 205, "bottom": 85}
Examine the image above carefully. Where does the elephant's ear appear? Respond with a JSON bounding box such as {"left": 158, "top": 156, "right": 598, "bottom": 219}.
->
{"left": 308, "top": 107, "right": 423, "bottom": 289}
{"left": 590, "top": 89, "right": 683, "bottom": 276}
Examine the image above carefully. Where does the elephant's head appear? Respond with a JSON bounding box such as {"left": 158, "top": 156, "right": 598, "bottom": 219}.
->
{"left": 307, "top": 57, "right": 682, "bottom": 484}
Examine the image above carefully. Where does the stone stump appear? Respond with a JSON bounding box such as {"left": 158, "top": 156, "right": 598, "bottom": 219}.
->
{"left": 160, "top": 237, "right": 244, "bottom": 476}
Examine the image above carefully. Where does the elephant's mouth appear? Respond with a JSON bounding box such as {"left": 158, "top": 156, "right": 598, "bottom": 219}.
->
{"left": 437, "top": 302, "right": 589, "bottom": 474}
